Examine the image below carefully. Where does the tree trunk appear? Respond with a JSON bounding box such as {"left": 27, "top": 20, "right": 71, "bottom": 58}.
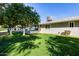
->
{"left": 23, "top": 28, "right": 25, "bottom": 35}
{"left": 10, "top": 28, "right": 12, "bottom": 35}
{"left": 28, "top": 27, "right": 31, "bottom": 34}
{"left": 8, "top": 28, "right": 12, "bottom": 35}
{"left": 8, "top": 25, "right": 13, "bottom": 35}
{"left": 7, "top": 28, "right": 10, "bottom": 34}
{"left": 10, "top": 28, "right": 13, "bottom": 35}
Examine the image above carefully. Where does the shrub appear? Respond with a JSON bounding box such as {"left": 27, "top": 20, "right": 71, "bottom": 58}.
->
{"left": 12, "top": 31, "right": 23, "bottom": 36}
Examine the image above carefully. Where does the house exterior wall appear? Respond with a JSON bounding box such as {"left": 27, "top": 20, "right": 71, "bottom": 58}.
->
{"left": 39, "top": 27, "right": 79, "bottom": 36}
{"left": 51, "top": 22, "right": 68, "bottom": 27}
{"left": 39, "top": 20, "right": 79, "bottom": 36}
{"left": 75, "top": 21, "right": 79, "bottom": 27}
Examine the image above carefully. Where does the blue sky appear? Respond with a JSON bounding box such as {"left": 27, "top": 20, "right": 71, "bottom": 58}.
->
{"left": 25, "top": 3, "right": 79, "bottom": 23}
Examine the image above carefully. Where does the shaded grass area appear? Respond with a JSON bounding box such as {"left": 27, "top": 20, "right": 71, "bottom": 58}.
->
{"left": 0, "top": 33, "right": 79, "bottom": 56}
{"left": 0, "top": 33, "right": 41, "bottom": 56}
{"left": 46, "top": 35, "right": 79, "bottom": 56}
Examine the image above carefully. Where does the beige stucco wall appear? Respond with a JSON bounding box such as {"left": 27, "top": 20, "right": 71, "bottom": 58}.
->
{"left": 40, "top": 20, "right": 79, "bottom": 28}
{"left": 51, "top": 22, "right": 68, "bottom": 28}
{"left": 75, "top": 21, "right": 79, "bottom": 27}
{"left": 40, "top": 22, "right": 69, "bottom": 28}
{"left": 40, "top": 27, "right": 79, "bottom": 36}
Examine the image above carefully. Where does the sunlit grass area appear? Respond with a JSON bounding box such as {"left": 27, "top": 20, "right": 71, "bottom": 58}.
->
{"left": 0, "top": 27, "right": 7, "bottom": 31}
{"left": 0, "top": 33, "right": 79, "bottom": 56}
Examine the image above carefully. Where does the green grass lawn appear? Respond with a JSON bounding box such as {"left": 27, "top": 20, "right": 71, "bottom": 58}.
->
{"left": 0, "top": 33, "right": 79, "bottom": 56}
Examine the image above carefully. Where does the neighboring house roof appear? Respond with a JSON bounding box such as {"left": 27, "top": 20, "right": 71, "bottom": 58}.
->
{"left": 39, "top": 16, "right": 79, "bottom": 25}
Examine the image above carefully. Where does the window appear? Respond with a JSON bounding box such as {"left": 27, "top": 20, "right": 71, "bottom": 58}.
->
{"left": 69, "top": 22, "right": 75, "bottom": 27}
{"left": 45, "top": 25, "right": 50, "bottom": 29}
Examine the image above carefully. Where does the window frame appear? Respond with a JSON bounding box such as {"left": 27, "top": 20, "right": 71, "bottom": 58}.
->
{"left": 68, "top": 22, "right": 75, "bottom": 27}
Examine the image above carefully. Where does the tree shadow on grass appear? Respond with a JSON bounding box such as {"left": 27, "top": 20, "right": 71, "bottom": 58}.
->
{"left": 46, "top": 36, "right": 79, "bottom": 56}
{"left": 0, "top": 34, "right": 40, "bottom": 56}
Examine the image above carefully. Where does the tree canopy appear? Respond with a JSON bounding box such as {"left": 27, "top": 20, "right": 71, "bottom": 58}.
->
{"left": 0, "top": 3, "right": 40, "bottom": 35}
